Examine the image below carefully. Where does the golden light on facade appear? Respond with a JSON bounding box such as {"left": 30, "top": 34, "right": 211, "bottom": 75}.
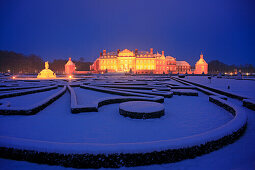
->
{"left": 90, "top": 48, "right": 208, "bottom": 74}
{"left": 12, "top": 76, "right": 16, "bottom": 79}
{"left": 69, "top": 75, "right": 72, "bottom": 79}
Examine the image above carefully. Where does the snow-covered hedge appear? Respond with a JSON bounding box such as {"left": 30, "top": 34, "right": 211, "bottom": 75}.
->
{"left": 0, "top": 84, "right": 54, "bottom": 92}
{"left": 171, "top": 77, "right": 228, "bottom": 100}
{"left": 0, "top": 86, "right": 66, "bottom": 115}
{"left": 175, "top": 77, "right": 247, "bottom": 100}
{"left": 0, "top": 85, "right": 58, "bottom": 99}
{"left": 0, "top": 94, "right": 247, "bottom": 168}
{"left": 114, "top": 88, "right": 173, "bottom": 98}
{"left": 171, "top": 89, "right": 198, "bottom": 96}
{"left": 67, "top": 85, "right": 164, "bottom": 113}
{"left": 243, "top": 99, "right": 255, "bottom": 111}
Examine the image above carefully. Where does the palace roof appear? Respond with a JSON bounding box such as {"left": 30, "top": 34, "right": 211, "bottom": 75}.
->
{"left": 65, "top": 58, "right": 75, "bottom": 66}
{"left": 176, "top": 61, "right": 190, "bottom": 66}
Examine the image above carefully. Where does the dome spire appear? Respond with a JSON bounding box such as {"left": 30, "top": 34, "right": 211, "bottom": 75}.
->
{"left": 200, "top": 51, "right": 203, "bottom": 59}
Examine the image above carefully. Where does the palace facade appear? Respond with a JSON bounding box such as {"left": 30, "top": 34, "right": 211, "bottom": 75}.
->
{"left": 89, "top": 48, "right": 208, "bottom": 74}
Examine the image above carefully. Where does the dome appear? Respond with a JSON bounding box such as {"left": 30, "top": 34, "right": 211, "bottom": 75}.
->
{"left": 118, "top": 49, "right": 134, "bottom": 56}
{"left": 196, "top": 58, "right": 207, "bottom": 65}
{"left": 166, "top": 56, "right": 175, "bottom": 61}
{"left": 196, "top": 52, "right": 207, "bottom": 65}
{"left": 176, "top": 61, "right": 190, "bottom": 66}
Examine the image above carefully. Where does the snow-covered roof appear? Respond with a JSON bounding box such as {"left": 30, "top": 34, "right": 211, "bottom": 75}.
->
{"left": 196, "top": 53, "right": 207, "bottom": 65}
{"left": 176, "top": 61, "right": 190, "bottom": 66}
{"left": 166, "top": 56, "right": 175, "bottom": 60}
{"left": 65, "top": 58, "right": 75, "bottom": 66}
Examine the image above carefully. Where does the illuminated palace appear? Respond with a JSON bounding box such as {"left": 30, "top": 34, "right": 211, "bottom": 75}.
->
{"left": 89, "top": 48, "right": 208, "bottom": 74}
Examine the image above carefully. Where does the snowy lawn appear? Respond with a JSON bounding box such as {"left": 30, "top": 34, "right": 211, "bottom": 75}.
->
{"left": 73, "top": 87, "right": 120, "bottom": 105}
{"left": 0, "top": 97, "right": 254, "bottom": 170}
{"left": 0, "top": 92, "right": 232, "bottom": 144}
{"left": 0, "top": 76, "right": 254, "bottom": 169}
{"left": 0, "top": 88, "right": 61, "bottom": 107}
{"left": 185, "top": 76, "right": 255, "bottom": 98}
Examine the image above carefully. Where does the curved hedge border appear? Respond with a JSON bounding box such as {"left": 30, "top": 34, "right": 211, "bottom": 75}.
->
{"left": 0, "top": 85, "right": 58, "bottom": 99}
{"left": 0, "top": 86, "right": 66, "bottom": 115}
{"left": 173, "top": 77, "right": 247, "bottom": 100}
{"left": 112, "top": 88, "right": 173, "bottom": 98}
{"left": 0, "top": 95, "right": 247, "bottom": 168}
{"left": 171, "top": 77, "right": 228, "bottom": 100}
{"left": 172, "top": 89, "right": 198, "bottom": 96}
{"left": 0, "top": 84, "right": 54, "bottom": 92}
{"left": 68, "top": 85, "right": 164, "bottom": 113}
{"left": 243, "top": 99, "right": 255, "bottom": 111}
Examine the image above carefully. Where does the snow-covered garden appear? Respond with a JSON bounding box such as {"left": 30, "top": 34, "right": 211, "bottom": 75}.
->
{"left": 0, "top": 75, "right": 254, "bottom": 169}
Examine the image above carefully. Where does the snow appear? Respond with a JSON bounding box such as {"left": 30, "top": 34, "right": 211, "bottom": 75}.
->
{"left": 0, "top": 88, "right": 61, "bottom": 107}
{"left": 119, "top": 101, "right": 164, "bottom": 113}
{"left": 0, "top": 91, "right": 233, "bottom": 152}
{"left": 0, "top": 76, "right": 254, "bottom": 169}
{"left": 186, "top": 76, "right": 255, "bottom": 98}
{"left": 73, "top": 87, "right": 120, "bottom": 105}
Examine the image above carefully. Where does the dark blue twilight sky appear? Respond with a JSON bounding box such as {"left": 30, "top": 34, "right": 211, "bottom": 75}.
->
{"left": 0, "top": 0, "right": 255, "bottom": 65}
